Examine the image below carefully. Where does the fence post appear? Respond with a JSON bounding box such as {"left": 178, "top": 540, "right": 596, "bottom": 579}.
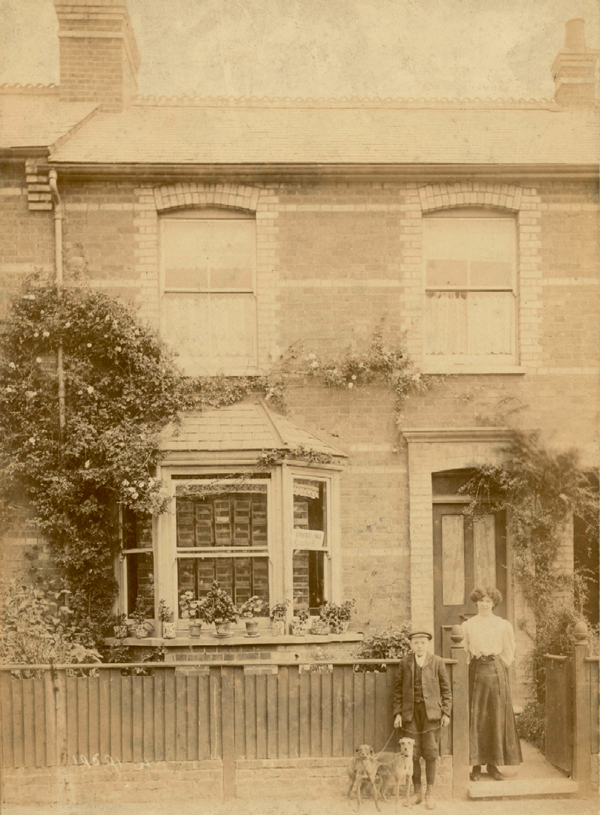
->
{"left": 572, "top": 620, "right": 591, "bottom": 797}
{"left": 221, "top": 666, "right": 236, "bottom": 802}
{"left": 450, "top": 625, "right": 469, "bottom": 800}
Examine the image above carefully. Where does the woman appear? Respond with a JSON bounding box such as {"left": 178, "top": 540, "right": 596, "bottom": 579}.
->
{"left": 462, "top": 586, "right": 523, "bottom": 781}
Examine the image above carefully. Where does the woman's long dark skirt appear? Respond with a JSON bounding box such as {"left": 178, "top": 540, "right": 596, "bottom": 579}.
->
{"left": 468, "top": 658, "right": 523, "bottom": 766}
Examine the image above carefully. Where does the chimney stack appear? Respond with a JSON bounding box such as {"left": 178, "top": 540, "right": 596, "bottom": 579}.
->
{"left": 552, "top": 19, "right": 598, "bottom": 107}
{"left": 53, "top": 0, "right": 140, "bottom": 112}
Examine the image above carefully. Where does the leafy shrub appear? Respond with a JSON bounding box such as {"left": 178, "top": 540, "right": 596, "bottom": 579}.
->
{"left": 0, "top": 577, "right": 101, "bottom": 665}
{"left": 516, "top": 699, "right": 545, "bottom": 751}
{"left": 353, "top": 623, "right": 412, "bottom": 671}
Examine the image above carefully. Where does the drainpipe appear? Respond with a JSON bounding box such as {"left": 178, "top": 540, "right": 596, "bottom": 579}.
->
{"left": 48, "top": 169, "right": 66, "bottom": 433}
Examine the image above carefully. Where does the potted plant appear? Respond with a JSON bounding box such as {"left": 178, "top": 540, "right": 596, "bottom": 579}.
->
{"left": 179, "top": 591, "right": 205, "bottom": 637}
{"left": 239, "top": 596, "right": 264, "bottom": 637}
{"left": 291, "top": 608, "right": 310, "bottom": 636}
{"left": 110, "top": 612, "right": 129, "bottom": 639}
{"left": 202, "top": 582, "right": 238, "bottom": 638}
{"left": 130, "top": 599, "right": 154, "bottom": 639}
{"left": 270, "top": 600, "right": 290, "bottom": 636}
{"left": 319, "top": 599, "right": 356, "bottom": 634}
{"left": 158, "top": 600, "right": 176, "bottom": 639}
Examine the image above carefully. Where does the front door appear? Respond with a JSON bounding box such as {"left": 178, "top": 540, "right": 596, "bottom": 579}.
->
{"left": 433, "top": 504, "right": 507, "bottom": 657}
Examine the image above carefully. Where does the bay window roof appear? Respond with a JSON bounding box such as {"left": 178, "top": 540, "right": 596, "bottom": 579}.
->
{"left": 159, "top": 400, "right": 347, "bottom": 458}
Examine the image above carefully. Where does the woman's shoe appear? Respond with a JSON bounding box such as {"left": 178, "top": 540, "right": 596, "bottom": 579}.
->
{"left": 487, "top": 765, "right": 504, "bottom": 780}
{"left": 470, "top": 766, "right": 482, "bottom": 781}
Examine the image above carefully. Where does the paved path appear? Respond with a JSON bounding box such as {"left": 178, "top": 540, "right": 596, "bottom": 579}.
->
{"left": 4, "top": 797, "right": 599, "bottom": 815}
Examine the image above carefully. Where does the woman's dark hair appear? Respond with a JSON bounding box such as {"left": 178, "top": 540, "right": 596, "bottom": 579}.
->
{"left": 470, "top": 586, "right": 502, "bottom": 607}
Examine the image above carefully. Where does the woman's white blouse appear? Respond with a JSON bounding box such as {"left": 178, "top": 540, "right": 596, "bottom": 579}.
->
{"left": 461, "top": 613, "right": 516, "bottom": 667}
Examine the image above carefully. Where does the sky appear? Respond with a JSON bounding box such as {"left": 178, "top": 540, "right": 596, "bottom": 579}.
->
{"left": 0, "top": 0, "right": 599, "bottom": 100}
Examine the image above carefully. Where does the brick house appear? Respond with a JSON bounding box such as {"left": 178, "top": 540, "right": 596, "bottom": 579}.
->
{"left": 1, "top": 0, "right": 599, "bottom": 715}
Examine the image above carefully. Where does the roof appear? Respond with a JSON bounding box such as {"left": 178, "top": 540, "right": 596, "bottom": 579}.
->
{"left": 48, "top": 102, "right": 600, "bottom": 166}
{"left": 0, "top": 90, "right": 97, "bottom": 151}
{"left": 159, "top": 400, "right": 347, "bottom": 457}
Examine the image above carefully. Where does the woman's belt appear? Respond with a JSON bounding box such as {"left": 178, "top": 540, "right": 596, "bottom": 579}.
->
{"left": 472, "top": 654, "right": 498, "bottom": 662}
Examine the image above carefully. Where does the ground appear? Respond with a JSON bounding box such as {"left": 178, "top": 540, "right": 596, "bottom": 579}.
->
{"left": 4, "top": 799, "right": 598, "bottom": 815}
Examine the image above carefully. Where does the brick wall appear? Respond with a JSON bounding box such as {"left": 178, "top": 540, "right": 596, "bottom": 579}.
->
{"left": 1, "top": 164, "right": 598, "bottom": 697}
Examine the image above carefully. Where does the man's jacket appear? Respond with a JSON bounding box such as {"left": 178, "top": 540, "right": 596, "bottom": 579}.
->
{"left": 393, "top": 653, "right": 452, "bottom": 722}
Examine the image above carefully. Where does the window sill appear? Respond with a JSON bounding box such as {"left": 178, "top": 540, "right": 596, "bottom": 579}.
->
{"left": 105, "top": 632, "right": 364, "bottom": 647}
{"left": 421, "top": 363, "right": 526, "bottom": 375}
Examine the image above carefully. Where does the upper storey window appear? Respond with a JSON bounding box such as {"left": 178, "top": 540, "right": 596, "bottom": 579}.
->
{"left": 160, "top": 209, "right": 257, "bottom": 375}
{"left": 423, "top": 211, "right": 517, "bottom": 369}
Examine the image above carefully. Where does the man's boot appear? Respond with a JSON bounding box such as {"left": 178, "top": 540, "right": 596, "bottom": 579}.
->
{"left": 424, "top": 786, "right": 436, "bottom": 810}
{"left": 412, "top": 784, "right": 423, "bottom": 805}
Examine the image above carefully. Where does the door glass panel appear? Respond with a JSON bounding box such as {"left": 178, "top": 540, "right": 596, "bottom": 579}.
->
{"left": 441, "top": 514, "right": 465, "bottom": 605}
{"left": 473, "top": 514, "right": 497, "bottom": 588}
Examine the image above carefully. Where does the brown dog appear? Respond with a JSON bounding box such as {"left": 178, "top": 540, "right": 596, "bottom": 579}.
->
{"left": 347, "top": 744, "right": 381, "bottom": 811}
{"left": 375, "top": 736, "right": 415, "bottom": 809}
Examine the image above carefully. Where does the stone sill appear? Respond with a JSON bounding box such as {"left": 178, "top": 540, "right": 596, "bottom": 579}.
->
{"left": 421, "top": 363, "right": 526, "bottom": 375}
{"left": 105, "top": 632, "right": 363, "bottom": 647}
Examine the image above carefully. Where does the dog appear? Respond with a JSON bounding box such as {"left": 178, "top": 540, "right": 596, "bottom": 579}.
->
{"left": 375, "top": 736, "right": 415, "bottom": 809}
{"left": 347, "top": 744, "right": 382, "bottom": 811}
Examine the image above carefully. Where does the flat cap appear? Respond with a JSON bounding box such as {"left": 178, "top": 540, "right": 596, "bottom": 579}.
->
{"left": 408, "top": 629, "right": 433, "bottom": 640}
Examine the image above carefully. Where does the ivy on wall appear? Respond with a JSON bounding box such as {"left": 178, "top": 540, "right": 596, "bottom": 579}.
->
{"left": 460, "top": 430, "right": 599, "bottom": 744}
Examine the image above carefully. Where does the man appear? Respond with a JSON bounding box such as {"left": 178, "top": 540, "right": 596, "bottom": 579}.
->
{"left": 393, "top": 630, "right": 452, "bottom": 810}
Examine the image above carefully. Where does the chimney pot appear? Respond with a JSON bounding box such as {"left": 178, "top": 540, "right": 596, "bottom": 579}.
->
{"left": 565, "top": 18, "right": 586, "bottom": 51}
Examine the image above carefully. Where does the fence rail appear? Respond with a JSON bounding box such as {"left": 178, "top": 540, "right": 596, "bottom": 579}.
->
{"left": 0, "top": 660, "right": 458, "bottom": 770}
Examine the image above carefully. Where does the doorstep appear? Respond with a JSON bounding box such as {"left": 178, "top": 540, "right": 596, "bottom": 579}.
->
{"left": 468, "top": 778, "right": 579, "bottom": 799}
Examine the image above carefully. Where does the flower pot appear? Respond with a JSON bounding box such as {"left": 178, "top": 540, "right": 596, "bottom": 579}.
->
{"left": 310, "top": 620, "right": 330, "bottom": 636}
{"left": 291, "top": 619, "right": 309, "bottom": 636}
{"left": 162, "top": 621, "right": 176, "bottom": 639}
{"left": 215, "top": 620, "right": 232, "bottom": 639}
{"left": 270, "top": 619, "right": 285, "bottom": 636}
{"left": 113, "top": 625, "right": 129, "bottom": 639}
{"left": 330, "top": 620, "right": 349, "bottom": 634}
{"left": 188, "top": 621, "right": 203, "bottom": 637}
{"left": 245, "top": 619, "right": 259, "bottom": 637}
{"left": 134, "top": 625, "right": 148, "bottom": 639}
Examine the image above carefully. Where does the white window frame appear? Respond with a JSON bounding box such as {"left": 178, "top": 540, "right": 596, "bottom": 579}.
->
{"left": 122, "top": 462, "right": 342, "bottom": 633}
{"left": 159, "top": 208, "right": 258, "bottom": 377}
{"left": 421, "top": 209, "right": 521, "bottom": 374}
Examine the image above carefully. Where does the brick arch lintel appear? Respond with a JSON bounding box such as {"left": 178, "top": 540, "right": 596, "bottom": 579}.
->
{"left": 418, "top": 182, "right": 523, "bottom": 213}
{"left": 153, "top": 183, "right": 262, "bottom": 213}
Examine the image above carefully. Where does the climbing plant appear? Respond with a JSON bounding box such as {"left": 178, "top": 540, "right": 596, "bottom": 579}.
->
{"left": 298, "top": 327, "right": 442, "bottom": 424}
{"left": 460, "top": 430, "right": 599, "bottom": 709}
{"left": 0, "top": 279, "right": 277, "bottom": 649}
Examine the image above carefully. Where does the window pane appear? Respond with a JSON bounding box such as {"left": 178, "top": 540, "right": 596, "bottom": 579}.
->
{"left": 425, "top": 291, "right": 468, "bottom": 355}
{"left": 426, "top": 259, "right": 468, "bottom": 288}
{"left": 177, "top": 557, "right": 269, "bottom": 608}
{"left": 468, "top": 292, "right": 514, "bottom": 355}
{"left": 468, "top": 219, "right": 515, "bottom": 263}
{"left": 423, "top": 218, "right": 472, "bottom": 260}
{"left": 164, "top": 292, "right": 210, "bottom": 356}
{"left": 473, "top": 515, "right": 497, "bottom": 589}
{"left": 210, "top": 294, "right": 256, "bottom": 358}
{"left": 470, "top": 261, "right": 513, "bottom": 288}
{"left": 293, "top": 550, "right": 325, "bottom": 614}
{"left": 292, "top": 479, "right": 327, "bottom": 548}
{"left": 122, "top": 509, "right": 153, "bottom": 549}
{"left": 126, "top": 552, "right": 154, "bottom": 616}
{"left": 162, "top": 220, "right": 209, "bottom": 289}
{"left": 176, "top": 490, "right": 268, "bottom": 549}
{"left": 441, "top": 515, "right": 465, "bottom": 606}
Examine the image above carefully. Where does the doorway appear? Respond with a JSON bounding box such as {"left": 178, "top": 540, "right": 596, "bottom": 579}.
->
{"left": 431, "top": 470, "right": 507, "bottom": 657}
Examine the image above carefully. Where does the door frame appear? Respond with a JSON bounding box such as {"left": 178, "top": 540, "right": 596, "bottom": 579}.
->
{"left": 402, "top": 428, "right": 515, "bottom": 645}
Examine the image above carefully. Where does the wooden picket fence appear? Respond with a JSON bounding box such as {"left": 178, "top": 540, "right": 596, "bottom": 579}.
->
{"left": 0, "top": 654, "right": 470, "bottom": 800}
{"left": 544, "top": 628, "right": 599, "bottom": 797}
